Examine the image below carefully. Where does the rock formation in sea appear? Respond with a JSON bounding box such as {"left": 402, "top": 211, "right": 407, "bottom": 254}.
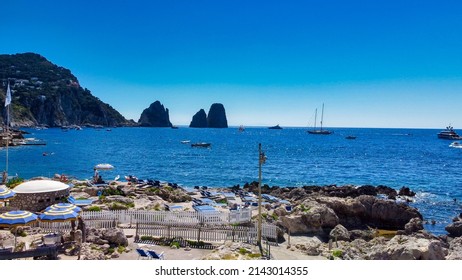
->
{"left": 189, "top": 103, "right": 228, "bottom": 128}
{"left": 138, "top": 101, "right": 173, "bottom": 127}
{"left": 207, "top": 103, "right": 228, "bottom": 128}
{"left": 0, "top": 52, "right": 133, "bottom": 127}
{"left": 189, "top": 109, "right": 208, "bottom": 128}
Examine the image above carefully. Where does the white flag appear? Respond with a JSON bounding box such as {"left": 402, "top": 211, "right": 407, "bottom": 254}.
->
{"left": 4, "top": 82, "right": 11, "bottom": 107}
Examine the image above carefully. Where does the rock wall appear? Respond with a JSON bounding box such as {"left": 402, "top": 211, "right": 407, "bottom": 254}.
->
{"left": 9, "top": 189, "right": 70, "bottom": 212}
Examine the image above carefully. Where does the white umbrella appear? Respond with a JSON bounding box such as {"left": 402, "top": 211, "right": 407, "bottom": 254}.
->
{"left": 93, "top": 163, "right": 114, "bottom": 170}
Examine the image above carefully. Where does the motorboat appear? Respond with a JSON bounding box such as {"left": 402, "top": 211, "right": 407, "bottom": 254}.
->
{"left": 191, "top": 142, "right": 211, "bottom": 148}
{"left": 268, "top": 124, "right": 282, "bottom": 129}
{"left": 180, "top": 140, "right": 191, "bottom": 144}
{"left": 438, "top": 125, "right": 461, "bottom": 140}
{"left": 449, "top": 141, "right": 462, "bottom": 148}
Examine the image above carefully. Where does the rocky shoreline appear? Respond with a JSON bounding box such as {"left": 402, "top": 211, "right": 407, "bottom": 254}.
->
{"left": 2, "top": 179, "right": 462, "bottom": 260}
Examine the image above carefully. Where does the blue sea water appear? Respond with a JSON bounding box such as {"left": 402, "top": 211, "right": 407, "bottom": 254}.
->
{"left": 3, "top": 126, "right": 462, "bottom": 235}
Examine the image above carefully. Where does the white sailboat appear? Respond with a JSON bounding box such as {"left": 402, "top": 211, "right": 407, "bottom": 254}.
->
{"left": 307, "top": 103, "right": 332, "bottom": 135}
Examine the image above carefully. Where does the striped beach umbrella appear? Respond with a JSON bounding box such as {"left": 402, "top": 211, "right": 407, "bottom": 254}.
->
{"left": 45, "top": 203, "right": 82, "bottom": 214}
{"left": 0, "top": 185, "right": 15, "bottom": 201}
{"left": 0, "top": 210, "right": 38, "bottom": 249}
{"left": 39, "top": 208, "right": 79, "bottom": 223}
{"left": 0, "top": 210, "right": 38, "bottom": 227}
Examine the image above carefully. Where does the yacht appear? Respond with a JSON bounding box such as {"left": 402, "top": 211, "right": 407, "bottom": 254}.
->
{"left": 437, "top": 125, "right": 461, "bottom": 140}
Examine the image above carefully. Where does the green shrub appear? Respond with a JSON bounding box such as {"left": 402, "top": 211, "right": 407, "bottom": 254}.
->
{"left": 332, "top": 249, "right": 343, "bottom": 258}
{"left": 117, "top": 245, "right": 125, "bottom": 254}
{"left": 6, "top": 177, "right": 24, "bottom": 188}
{"left": 87, "top": 206, "right": 102, "bottom": 212}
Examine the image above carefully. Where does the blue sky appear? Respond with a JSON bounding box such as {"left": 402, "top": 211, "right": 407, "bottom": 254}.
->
{"left": 1, "top": 0, "right": 462, "bottom": 128}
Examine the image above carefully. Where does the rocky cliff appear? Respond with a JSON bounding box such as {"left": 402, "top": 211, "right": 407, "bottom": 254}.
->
{"left": 138, "top": 101, "right": 172, "bottom": 127}
{"left": 189, "top": 103, "right": 228, "bottom": 128}
{"left": 207, "top": 103, "right": 228, "bottom": 128}
{"left": 0, "top": 52, "right": 132, "bottom": 127}
{"left": 189, "top": 109, "right": 208, "bottom": 128}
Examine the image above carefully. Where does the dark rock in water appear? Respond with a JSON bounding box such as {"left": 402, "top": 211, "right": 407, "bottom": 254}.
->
{"left": 189, "top": 109, "right": 208, "bottom": 128}
{"left": 138, "top": 101, "right": 172, "bottom": 127}
{"left": 376, "top": 185, "right": 398, "bottom": 198}
{"left": 399, "top": 186, "right": 416, "bottom": 197}
{"left": 446, "top": 221, "right": 462, "bottom": 237}
{"left": 207, "top": 103, "right": 228, "bottom": 128}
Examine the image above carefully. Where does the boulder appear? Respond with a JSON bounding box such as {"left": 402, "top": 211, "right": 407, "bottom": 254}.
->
{"left": 403, "top": 218, "right": 424, "bottom": 234}
{"left": 207, "top": 103, "right": 228, "bottom": 128}
{"left": 296, "top": 237, "right": 323, "bottom": 256}
{"left": 368, "top": 235, "right": 446, "bottom": 260}
{"left": 398, "top": 186, "right": 416, "bottom": 197}
{"left": 138, "top": 101, "right": 172, "bottom": 127}
{"left": 315, "top": 196, "right": 366, "bottom": 229}
{"left": 189, "top": 109, "right": 208, "bottom": 128}
{"left": 101, "top": 228, "right": 128, "bottom": 246}
{"left": 445, "top": 221, "right": 462, "bottom": 237}
{"left": 103, "top": 195, "right": 134, "bottom": 205}
{"left": 280, "top": 200, "right": 339, "bottom": 234}
{"left": 329, "top": 224, "right": 351, "bottom": 241}
{"left": 446, "top": 237, "right": 462, "bottom": 260}
{"left": 357, "top": 195, "right": 422, "bottom": 229}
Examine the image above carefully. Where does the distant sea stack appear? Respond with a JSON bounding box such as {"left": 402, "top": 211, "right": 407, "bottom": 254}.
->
{"left": 0, "top": 52, "right": 132, "bottom": 127}
{"left": 207, "top": 103, "right": 228, "bottom": 128}
{"left": 189, "top": 109, "right": 208, "bottom": 128}
{"left": 138, "top": 101, "right": 173, "bottom": 127}
{"left": 189, "top": 103, "right": 228, "bottom": 128}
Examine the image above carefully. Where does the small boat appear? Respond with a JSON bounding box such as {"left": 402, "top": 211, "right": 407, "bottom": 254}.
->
{"left": 238, "top": 125, "right": 245, "bottom": 132}
{"left": 449, "top": 142, "right": 462, "bottom": 148}
{"left": 268, "top": 124, "right": 282, "bottom": 129}
{"left": 181, "top": 140, "right": 191, "bottom": 144}
{"left": 171, "top": 126, "right": 179, "bottom": 129}
{"left": 191, "top": 142, "right": 211, "bottom": 148}
{"left": 345, "top": 136, "right": 357, "bottom": 140}
{"left": 438, "top": 125, "right": 461, "bottom": 140}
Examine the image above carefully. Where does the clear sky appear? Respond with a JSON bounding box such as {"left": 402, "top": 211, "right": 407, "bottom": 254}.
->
{"left": 1, "top": 0, "right": 462, "bottom": 128}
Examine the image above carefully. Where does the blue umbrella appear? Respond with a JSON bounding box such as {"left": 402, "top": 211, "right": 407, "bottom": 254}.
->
{"left": 0, "top": 210, "right": 38, "bottom": 227}
{"left": 39, "top": 208, "right": 79, "bottom": 223}
{"left": 0, "top": 186, "right": 15, "bottom": 201}
{"left": 45, "top": 203, "right": 82, "bottom": 214}
{"left": 0, "top": 210, "right": 38, "bottom": 249}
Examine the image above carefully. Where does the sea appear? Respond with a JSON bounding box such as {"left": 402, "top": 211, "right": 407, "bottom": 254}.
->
{"left": 3, "top": 126, "right": 462, "bottom": 235}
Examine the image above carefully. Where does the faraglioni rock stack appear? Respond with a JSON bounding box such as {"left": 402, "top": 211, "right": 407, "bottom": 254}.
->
{"left": 189, "top": 103, "right": 228, "bottom": 128}
{"left": 189, "top": 109, "right": 208, "bottom": 128}
{"left": 138, "top": 101, "right": 173, "bottom": 127}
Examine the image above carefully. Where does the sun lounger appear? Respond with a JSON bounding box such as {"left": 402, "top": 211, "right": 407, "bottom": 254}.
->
{"left": 68, "top": 195, "right": 94, "bottom": 206}
{"left": 136, "top": 248, "right": 151, "bottom": 260}
{"left": 146, "top": 250, "right": 164, "bottom": 260}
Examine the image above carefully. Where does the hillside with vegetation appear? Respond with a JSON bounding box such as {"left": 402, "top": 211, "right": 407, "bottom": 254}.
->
{"left": 0, "top": 52, "right": 133, "bottom": 127}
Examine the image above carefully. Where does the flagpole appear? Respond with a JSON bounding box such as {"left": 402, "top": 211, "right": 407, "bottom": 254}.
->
{"left": 4, "top": 81, "right": 12, "bottom": 182}
{"left": 257, "top": 143, "right": 262, "bottom": 248}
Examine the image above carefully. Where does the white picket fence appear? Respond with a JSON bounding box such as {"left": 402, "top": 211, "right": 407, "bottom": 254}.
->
{"left": 135, "top": 223, "right": 278, "bottom": 244}
{"left": 36, "top": 208, "right": 278, "bottom": 244}
{"left": 82, "top": 209, "right": 252, "bottom": 226}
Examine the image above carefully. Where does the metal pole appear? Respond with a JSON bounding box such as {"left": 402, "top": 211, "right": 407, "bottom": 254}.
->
{"left": 257, "top": 143, "right": 262, "bottom": 248}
